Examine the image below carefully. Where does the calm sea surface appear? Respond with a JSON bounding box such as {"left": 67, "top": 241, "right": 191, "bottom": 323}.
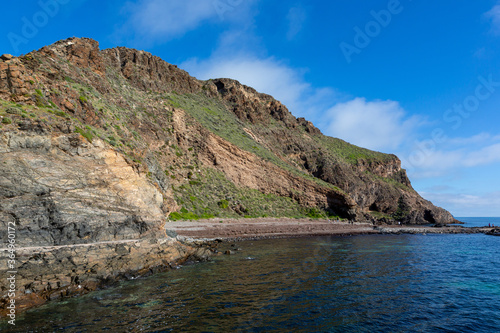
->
{"left": 3, "top": 217, "right": 500, "bottom": 332}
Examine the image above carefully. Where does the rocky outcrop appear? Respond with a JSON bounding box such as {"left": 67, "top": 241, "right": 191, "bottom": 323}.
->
{"left": 486, "top": 228, "right": 500, "bottom": 236}
{"left": 209, "top": 78, "right": 299, "bottom": 128}
{"left": 104, "top": 47, "right": 201, "bottom": 94}
{"left": 0, "top": 238, "right": 209, "bottom": 316}
{"left": 0, "top": 121, "right": 211, "bottom": 314}
{"left": 0, "top": 125, "right": 166, "bottom": 246}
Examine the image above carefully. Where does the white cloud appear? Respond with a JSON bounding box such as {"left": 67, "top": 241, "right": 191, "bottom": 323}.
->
{"left": 446, "top": 132, "right": 496, "bottom": 146}
{"left": 403, "top": 133, "right": 500, "bottom": 177}
{"left": 322, "top": 98, "right": 420, "bottom": 152}
{"left": 464, "top": 142, "right": 500, "bottom": 167}
{"left": 420, "top": 191, "right": 500, "bottom": 217}
{"left": 287, "top": 6, "right": 307, "bottom": 40}
{"left": 181, "top": 54, "right": 340, "bottom": 121}
{"left": 485, "top": 3, "right": 500, "bottom": 34}
{"left": 183, "top": 56, "right": 308, "bottom": 100}
{"left": 127, "top": 0, "right": 214, "bottom": 38}
{"left": 117, "top": 0, "right": 258, "bottom": 43}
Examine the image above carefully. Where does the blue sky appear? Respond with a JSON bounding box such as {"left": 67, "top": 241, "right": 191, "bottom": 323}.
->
{"left": 1, "top": 0, "right": 500, "bottom": 217}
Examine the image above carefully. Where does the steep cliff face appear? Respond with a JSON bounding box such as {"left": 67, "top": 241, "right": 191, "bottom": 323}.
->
{"left": 0, "top": 127, "right": 165, "bottom": 247}
{"left": 198, "top": 78, "right": 455, "bottom": 224}
{"left": 0, "top": 120, "right": 211, "bottom": 314}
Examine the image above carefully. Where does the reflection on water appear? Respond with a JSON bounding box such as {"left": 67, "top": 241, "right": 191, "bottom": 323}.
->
{"left": 3, "top": 233, "right": 500, "bottom": 332}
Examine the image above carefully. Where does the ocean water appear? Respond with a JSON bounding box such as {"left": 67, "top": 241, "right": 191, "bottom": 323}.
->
{"left": 457, "top": 216, "right": 500, "bottom": 228}
{"left": 3, "top": 218, "right": 500, "bottom": 332}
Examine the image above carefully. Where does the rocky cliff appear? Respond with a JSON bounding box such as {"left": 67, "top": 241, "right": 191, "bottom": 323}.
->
{"left": 0, "top": 120, "right": 211, "bottom": 314}
{"left": 0, "top": 37, "right": 457, "bottom": 313}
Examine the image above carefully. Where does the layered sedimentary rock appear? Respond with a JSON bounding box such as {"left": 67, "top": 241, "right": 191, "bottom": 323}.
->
{"left": 0, "top": 122, "right": 210, "bottom": 314}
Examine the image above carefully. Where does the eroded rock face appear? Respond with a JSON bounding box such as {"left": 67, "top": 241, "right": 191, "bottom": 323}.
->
{"left": 193, "top": 120, "right": 356, "bottom": 217}
{"left": 0, "top": 122, "right": 210, "bottom": 314}
{"left": 0, "top": 129, "right": 164, "bottom": 246}
{"left": 210, "top": 78, "right": 298, "bottom": 128}
{"left": 103, "top": 46, "right": 201, "bottom": 94}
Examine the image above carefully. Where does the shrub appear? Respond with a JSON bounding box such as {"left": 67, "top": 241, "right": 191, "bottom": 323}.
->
{"left": 34, "top": 95, "right": 45, "bottom": 107}
{"left": 392, "top": 197, "right": 411, "bottom": 221}
{"left": 75, "top": 126, "right": 94, "bottom": 143}
{"left": 218, "top": 199, "right": 229, "bottom": 209}
{"left": 305, "top": 207, "right": 326, "bottom": 219}
{"left": 54, "top": 110, "right": 68, "bottom": 118}
{"left": 169, "top": 212, "right": 183, "bottom": 220}
{"left": 2, "top": 117, "right": 12, "bottom": 124}
{"left": 6, "top": 107, "right": 21, "bottom": 115}
{"left": 79, "top": 95, "right": 87, "bottom": 103}
{"left": 169, "top": 209, "right": 200, "bottom": 221}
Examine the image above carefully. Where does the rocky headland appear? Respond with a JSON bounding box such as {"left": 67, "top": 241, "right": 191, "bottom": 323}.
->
{"left": 0, "top": 37, "right": 461, "bottom": 314}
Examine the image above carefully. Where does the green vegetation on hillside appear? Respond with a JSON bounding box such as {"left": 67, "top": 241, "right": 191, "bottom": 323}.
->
{"left": 170, "top": 167, "right": 340, "bottom": 220}
{"left": 164, "top": 92, "right": 346, "bottom": 195}
{"left": 316, "top": 136, "right": 393, "bottom": 165}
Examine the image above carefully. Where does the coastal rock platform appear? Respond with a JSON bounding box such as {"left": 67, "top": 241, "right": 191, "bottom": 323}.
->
{"left": 167, "top": 218, "right": 494, "bottom": 241}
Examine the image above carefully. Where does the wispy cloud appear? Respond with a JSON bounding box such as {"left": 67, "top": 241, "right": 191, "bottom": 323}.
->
{"left": 182, "top": 53, "right": 340, "bottom": 120}
{"left": 463, "top": 142, "right": 500, "bottom": 167}
{"left": 322, "top": 98, "right": 420, "bottom": 152}
{"left": 116, "top": 0, "right": 258, "bottom": 44}
{"left": 485, "top": 2, "right": 500, "bottom": 34}
{"left": 184, "top": 55, "right": 308, "bottom": 101}
{"left": 404, "top": 134, "right": 500, "bottom": 177}
{"left": 420, "top": 191, "right": 500, "bottom": 217}
{"left": 123, "top": 0, "right": 214, "bottom": 39}
{"left": 286, "top": 6, "right": 307, "bottom": 40}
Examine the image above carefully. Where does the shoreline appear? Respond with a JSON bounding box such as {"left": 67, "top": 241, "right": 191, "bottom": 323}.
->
{"left": 2, "top": 218, "right": 494, "bottom": 319}
{"left": 167, "top": 217, "right": 494, "bottom": 242}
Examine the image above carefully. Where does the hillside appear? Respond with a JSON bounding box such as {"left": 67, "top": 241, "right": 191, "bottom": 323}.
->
{"left": 0, "top": 37, "right": 457, "bottom": 312}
